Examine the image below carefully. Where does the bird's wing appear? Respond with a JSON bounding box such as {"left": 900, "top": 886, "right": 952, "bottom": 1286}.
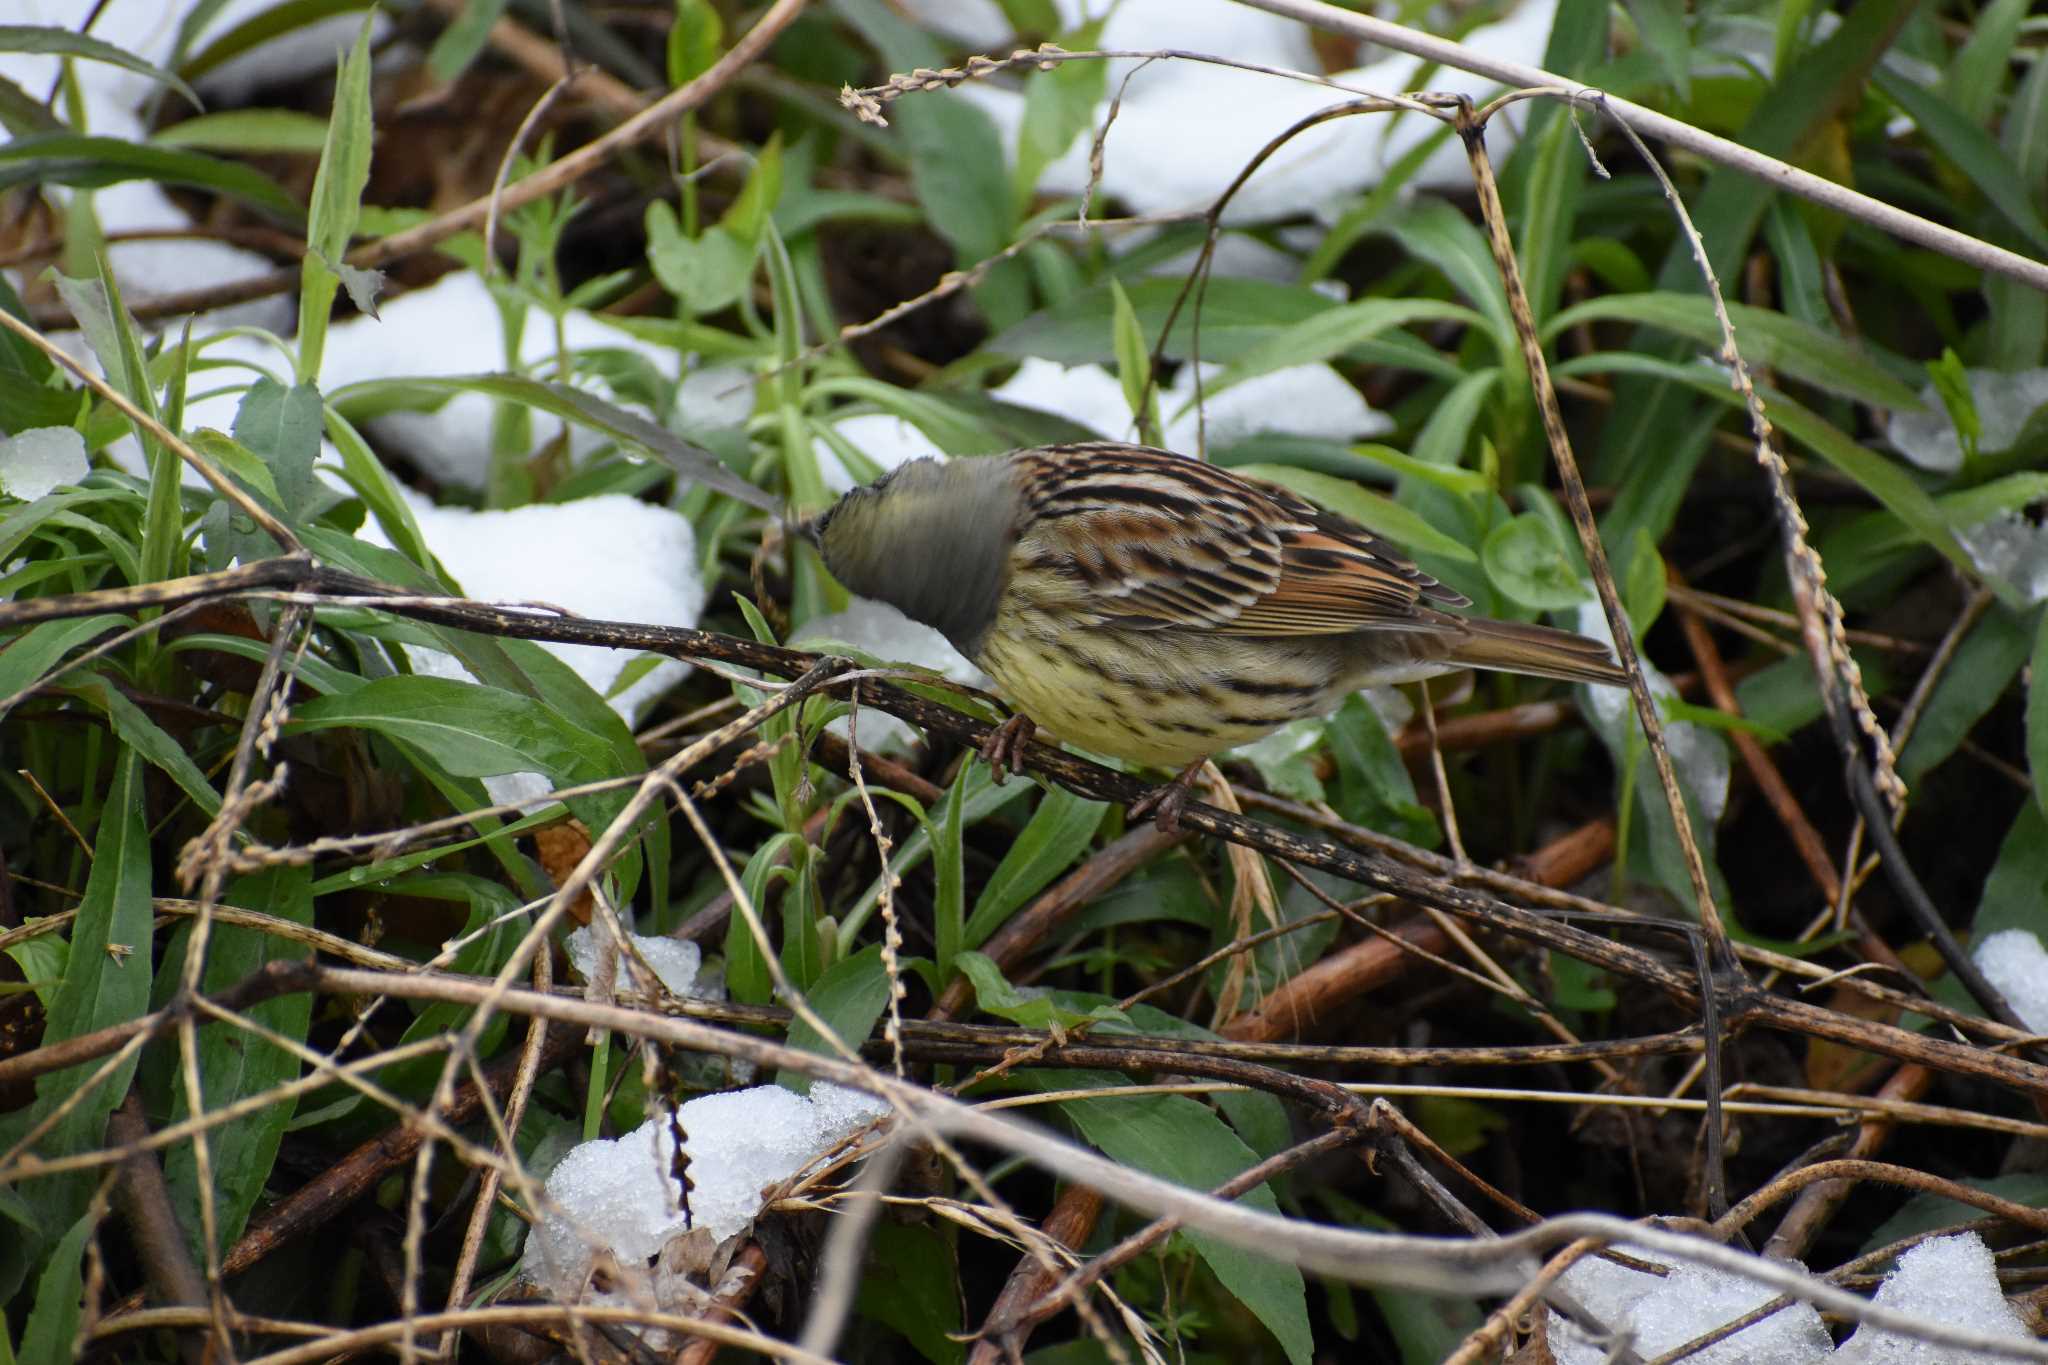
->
{"left": 1012, "top": 443, "right": 1468, "bottom": 636}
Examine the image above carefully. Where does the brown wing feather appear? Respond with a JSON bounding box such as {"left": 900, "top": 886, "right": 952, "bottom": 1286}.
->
{"left": 1010, "top": 443, "right": 1466, "bottom": 637}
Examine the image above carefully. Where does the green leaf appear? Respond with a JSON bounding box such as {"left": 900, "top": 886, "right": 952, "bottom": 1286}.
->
{"left": 896, "top": 85, "right": 1023, "bottom": 329}
{"left": 1897, "top": 605, "right": 2030, "bottom": 785}
{"left": 730, "top": 833, "right": 801, "bottom": 1005}
{"left": 856, "top": 1223, "right": 964, "bottom": 1365}
{"left": 1108, "top": 275, "right": 1150, "bottom": 431}
{"left": 2030, "top": 611, "right": 2048, "bottom": 821}
{"left": 427, "top": 0, "right": 511, "bottom": 82}
{"left": 1545, "top": 292, "right": 1925, "bottom": 413}
{"left": 989, "top": 277, "right": 1349, "bottom": 366}
{"left": 1875, "top": 64, "right": 2048, "bottom": 256}
{"left": 0, "top": 25, "right": 201, "bottom": 110}
{"left": 0, "top": 753, "right": 152, "bottom": 1299}
{"left": 1621, "top": 0, "right": 1691, "bottom": 102}
{"left": 332, "top": 372, "right": 780, "bottom": 512}
{"left": 66, "top": 674, "right": 224, "bottom": 818}
{"left": 1623, "top": 529, "right": 1665, "bottom": 638}
{"left": 1, "top": 929, "right": 65, "bottom": 1010}
{"left": 18, "top": 1209, "right": 96, "bottom": 1363}
{"left": 1946, "top": 0, "right": 2029, "bottom": 125}
{"left": 1207, "top": 298, "right": 1484, "bottom": 398}
{"left": 233, "top": 377, "right": 323, "bottom": 519}
{"left": 1925, "top": 348, "right": 1980, "bottom": 465}
{"left": 778, "top": 945, "right": 892, "bottom": 1089}
{"left": 0, "top": 615, "right": 126, "bottom": 712}
{"left": 1013, "top": 17, "right": 1105, "bottom": 197}
{"left": 1562, "top": 353, "right": 1973, "bottom": 583}
{"left": 954, "top": 953, "right": 1118, "bottom": 1032}
{"left": 1864, "top": 1173, "right": 2048, "bottom": 1255}
{"left": 160, "top": 867, "right": 313, "bottom": 1255}
{"left": 1049, "top": 1077, "right": 1313, "bottom": 1365}
{"left": 178, "top": 0, "right": 377, "bottom": 83}
{"left": 1325, "top": 694, "right": 1436, "bottom": 847}
{"left": 0, "top": 134, "right": 300, "bottom": 221}
{"left": 299, "top": 17, "right": 375, "bottom": 382}
{"left": 933, "top": 767, "right": 968, "bottom": 978}
{"left": 1482, "top": 512, "right": 1589, "bottom": 611}
{"left": 1970, "top": 801, "right": 2048, "bottom": 942}
{"left": 1233, "top": 463, "right": 1477, "bottom": 564}
{"left": 667, "top": 0, "right": 724, "bottom": 87}
{"left": 964, "top": 788, "right": 1106, "bottom": 950}
{"left": 152, "top": 108, "right": 331, "bottom": 154}
{"left": 1378, "top": 198, "right": 1513, "bottom": 353}
{"left": 647, "top": 201, "right": 753, "bottom": 315}
{"left": 286, "top": 674, "right": 627, "bottom": 836}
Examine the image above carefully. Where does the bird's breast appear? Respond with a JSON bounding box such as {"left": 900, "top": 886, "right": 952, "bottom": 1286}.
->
{"left": 973, "top": 605, "right": 1352, "bottom": 770}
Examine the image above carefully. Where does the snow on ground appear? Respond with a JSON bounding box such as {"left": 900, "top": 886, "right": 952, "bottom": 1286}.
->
{"left": 949, "top": 0, "right": 1559, "bottom": 221}
{"left": 1549, "top": 1234, "right": 2029, "bottom": 1364}
{"left": 524, "top": 1082, "right": 891, "bottom": 1300}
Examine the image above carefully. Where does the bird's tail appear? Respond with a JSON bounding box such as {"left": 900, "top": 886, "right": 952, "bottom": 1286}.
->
{"left": 1443, "top": 617, "right": 1628, "bottom": 687}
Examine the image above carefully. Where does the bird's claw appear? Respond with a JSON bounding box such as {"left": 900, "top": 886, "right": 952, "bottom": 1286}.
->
{"left": 1127, "top": 762, "right": 1204, "bottom": 835}
{"left": 979, "top": 714, "right": 1036, "bottom": 784}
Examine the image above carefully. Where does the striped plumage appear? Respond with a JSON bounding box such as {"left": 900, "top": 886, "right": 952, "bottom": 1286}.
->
{"left": 810, "top": 442, "right": 1624, "bottom": 822}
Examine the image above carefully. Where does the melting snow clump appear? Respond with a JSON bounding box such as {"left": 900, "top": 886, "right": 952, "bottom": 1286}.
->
{"left": 526, "top": 1082, "right": 892, "bottom": 1301}
{"left": 0, "top": 429, "right": 89, "bottom": 501}
{"left": 1548, "top": 1250, "right": 1831, "bottom": 1365}
{"left": 1975, "top": 929, "right": 2048, "bottom": 1032}
{"left": 1835, "top": 1233, "right": 2030, "bottom": 1362}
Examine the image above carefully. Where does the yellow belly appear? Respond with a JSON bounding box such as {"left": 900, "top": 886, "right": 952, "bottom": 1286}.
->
{"left": 975, "top": 616, "right": 1343, "bottom": 770}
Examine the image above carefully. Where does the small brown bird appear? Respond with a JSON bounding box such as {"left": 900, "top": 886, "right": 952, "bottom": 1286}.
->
{"left": 809, "top": 442, "right": 1625, "bottom": 830}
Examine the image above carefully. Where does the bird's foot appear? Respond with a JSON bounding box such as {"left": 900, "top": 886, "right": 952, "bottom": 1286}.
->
{"left": 1127, "top": 762, "right": 1206, "bottom": 835}
{"left": 979, "top": 714, "right": 1037, "bottom": 784}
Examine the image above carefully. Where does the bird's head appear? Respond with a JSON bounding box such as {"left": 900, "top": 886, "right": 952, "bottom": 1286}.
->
{"left": 810, "top": 456, "right": 1017, "bottom": 657}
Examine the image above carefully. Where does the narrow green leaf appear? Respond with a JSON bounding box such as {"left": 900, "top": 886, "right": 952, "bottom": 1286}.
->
{"left": 0, "top": 615, "right": 126, "bottom": 712}
{"left": 287, "top": 674, "right": 614, "bottom": 785}
{"left": 2029, "top": 611, "right": 2048, "bottom": 821}
{"left": 427, "top": 0, "right": 511, "bottom": 81}
{"left": 299, "top": 16, "right": 376, "bottom": 382}
{"left": 1108, "top": 275, "right": 1150, "bottom": 430}
{"left": 666, "top": 0, "right": 724, "bottom": 87}
{"left": 1234, "top": 462, "right": 1477, "bottom": 564}
{"left": 933, "top": 768, "right": 968, "bottom": 978}
{"left": 1970, "top": 802, "right": 2048, "bottom": 942}
{"left": 964, "top": 788, "right": 1106, "bottom": 949}
{"left": 1, "top": 753, "right": 152, "bottom": 1269}
{"left": 332, "top": 372, "right": 780, "bottom": 512}
{"left": 1621, "top": 0, "right": 1691, "bottom": 101}
{"left": 1207, "top": 298, "right": 1484, "bottom": 398}
{"left": 1013, "top": 15, "right": 1106, "bottom": 197}
{"left": 777, "top": 945, "right": 891, "bottom": 1089}
{"left": 1946, "top": 0, "right": 2029, "bottom": 124}
{"left": 731, "top": 833, "right": 801, "bottom": 1005}
{"left": 1051, "top": 1078, "right": 1313, "bottom": 1365}
{"left": 18, "top": 1209, "right": 96, "bottom": 1362}
{"left": 1546, "top": 292, "right": 1924, "bottom": 412}
{"left": 1898, "top": 605, "right": 2030, "bottom": 785}
{"left": 66, "top": 675, "right": 224, "bottom": 817}
{"left": 0, "top": 25, "right": 201, "bottom": 110}
{"left": 855, "top": 1223, "right": 964, "bottom": 1365}
{"left": 177, "top": 0, "right": 373, "bottom": 83}
{"left": 0, "top": 134, "right": 299, "bottom": 221}
{"left": 161, "top": 867, "right": 313, "bottom": 1255}
{"left": 1874, "top": 65, "right": 2048, "bottom": 255}
{"left": 152, "top": 107, "right": 330, "bottom": 154}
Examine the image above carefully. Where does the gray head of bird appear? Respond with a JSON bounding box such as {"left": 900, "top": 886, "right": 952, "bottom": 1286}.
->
{"left": 806, "top": 456, "right": 1019, "bottom": 657}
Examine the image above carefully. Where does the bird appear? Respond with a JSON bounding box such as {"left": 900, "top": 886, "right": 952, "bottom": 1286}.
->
{"left": 806, "top": 441, "right": 1626, "bottom": 832}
